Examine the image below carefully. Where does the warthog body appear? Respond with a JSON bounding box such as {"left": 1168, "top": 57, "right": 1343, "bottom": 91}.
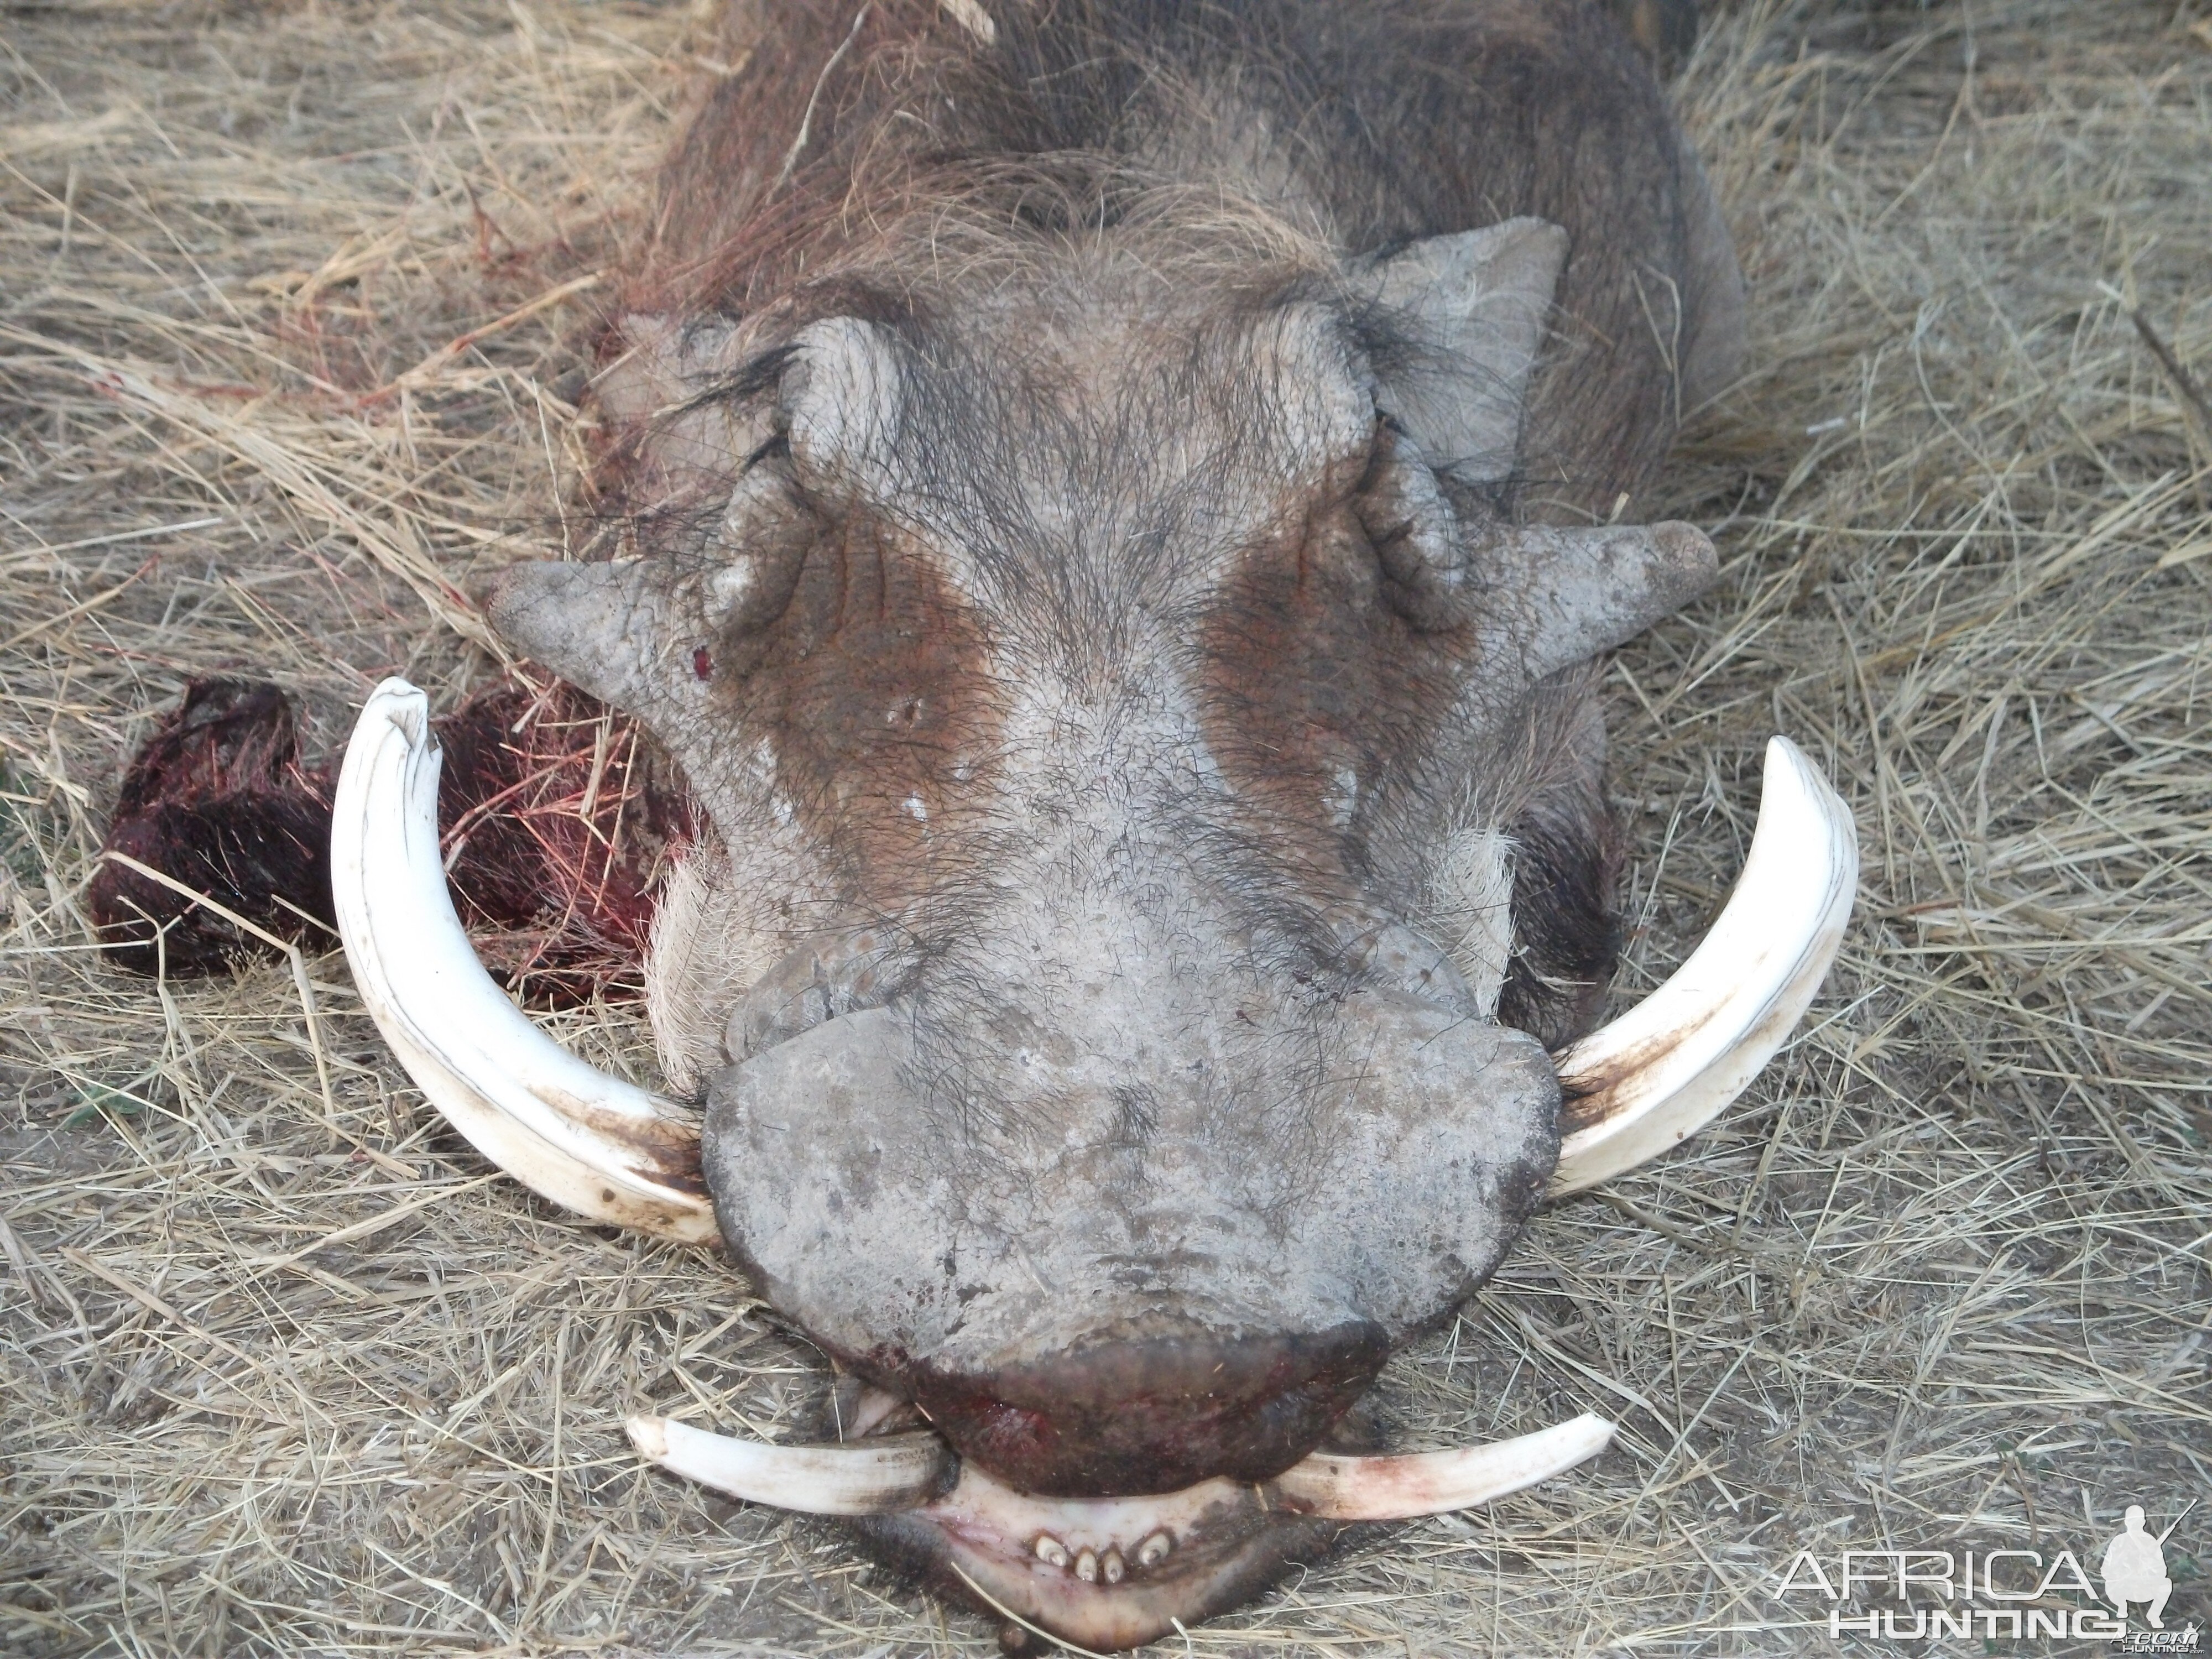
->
{"left": 472, "top": 0, "right": 1745, "bottom": 1642}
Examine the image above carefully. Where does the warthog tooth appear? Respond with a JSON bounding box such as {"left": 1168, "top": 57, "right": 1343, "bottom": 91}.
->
{"left": 1100, "top": 1548, "right": 1126, "bottom": 1584}
{"left": 330, "top": 680, "right": 717, "bottom": 1244}
{"left": 1033, "top": 1535, "right": 1070, "bottom": 1568}
{"left": 1135, "top": 1530, "right": 1173, "bottom": 1568}
{"left": 1270, "top": 1412, "right": 1614, "bottom": 1521}
{"left": 845, "top": 1384, "right": 915, "bottom": 1439}
{"left": 1074, "top": 1548, "right": 1099, "bottom": 1583}
{"left": 626, "top": 1415, "right": 954, "bottom": 1516}
{"left": 1548, "top": 735, "right": 1858, "bottom": 1195}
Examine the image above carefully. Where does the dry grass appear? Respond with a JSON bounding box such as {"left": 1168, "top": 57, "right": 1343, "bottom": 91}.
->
{"left": 4, "top": 1, "right": 2210, "bottom": 1653}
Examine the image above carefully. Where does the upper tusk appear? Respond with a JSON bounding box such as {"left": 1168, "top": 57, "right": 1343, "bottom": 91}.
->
{"left": 627, "top": 1415, "right": 957, "bottom": 1515}
{"left": 1270, "top": 1413, "right": 1614, "bottom": 1521}
{"left": 330, "top": 678, "right": 718, "bottom": 1243}
{"left": 1548, "top": 735, "right": 1858, "bottom": 1196}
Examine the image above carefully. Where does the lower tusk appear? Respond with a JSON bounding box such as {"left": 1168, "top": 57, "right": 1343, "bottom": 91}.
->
{"left": 628, "top": 1416, "right": 956, "bottom": 1515}
{"left": 1548, "top": 735, "right": 1857, "bottom": 1196}
{"left": 331, "top": 679, "right": 717, "bottom": 1243}
{"left": 1270, "top": 1413, "right": 1614, "bottom": 1521}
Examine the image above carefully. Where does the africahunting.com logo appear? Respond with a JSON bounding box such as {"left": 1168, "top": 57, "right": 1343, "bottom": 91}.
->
{"left": 1773, "top": 1503, "right": 2199, "bottom": 1649}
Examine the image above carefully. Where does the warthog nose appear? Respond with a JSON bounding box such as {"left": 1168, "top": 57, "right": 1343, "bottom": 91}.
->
{"left": 899, "top": 1322, "right": 1391, "bottom": 1497}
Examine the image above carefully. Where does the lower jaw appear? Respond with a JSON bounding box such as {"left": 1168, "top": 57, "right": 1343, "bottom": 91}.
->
{"left": 851, "top": 1468, "right": 1340, "bottom": 1652}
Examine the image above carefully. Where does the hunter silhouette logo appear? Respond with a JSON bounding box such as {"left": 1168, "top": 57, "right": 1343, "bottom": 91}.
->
{"left": 1773, "top": 1501, "right": 2198, "bottom": 1646}
{"left": 2105, "top": 1506, "right": 2177, "bottom": 1629}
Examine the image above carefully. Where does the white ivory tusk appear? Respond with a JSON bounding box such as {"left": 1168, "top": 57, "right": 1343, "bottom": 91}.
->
{"left": 630, "top": 1409, "right": 1605, "bottom": 1527}
{"left": 1548, "top": 735, "right": 1858, "bottom": 1196}
{"left": 628, "top": 1415, "right": 956, "bottom": 1515}
{"left": 331, "top": 678, "right": 719, "bottom": 1243}
{"left": 1270, "top": 1413, "right": 1614, "bottom": 1520}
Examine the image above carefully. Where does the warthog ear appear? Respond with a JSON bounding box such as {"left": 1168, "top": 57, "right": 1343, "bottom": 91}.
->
{"left": 1349, "top": 216, "right": 1568, "bottom": 482}
{"left": 1350, "top": 219, "right": 1718, "bottom": 664}
{"left": 488, "top": 316, "right": 906, "bottom": 714}
{"left": 780, "top": 315, "right": 906, "bottom": 491}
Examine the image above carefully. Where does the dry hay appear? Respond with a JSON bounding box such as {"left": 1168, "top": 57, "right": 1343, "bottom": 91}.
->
{"left": 3, "top": 1, "right": 2210, "bottom": 1653}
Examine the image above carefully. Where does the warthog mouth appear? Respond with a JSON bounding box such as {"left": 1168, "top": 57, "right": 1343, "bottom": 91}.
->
{"left": 627, "top": 1404, "right": 1613, "bottom": 1651}
{"left": 327, "top": 678, "right": 1855, "bottom": 1651}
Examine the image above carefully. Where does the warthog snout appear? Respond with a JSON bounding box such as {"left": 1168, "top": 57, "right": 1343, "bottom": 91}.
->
{"left": 709, "top": 972, "right": 1559, "bottom": 1494}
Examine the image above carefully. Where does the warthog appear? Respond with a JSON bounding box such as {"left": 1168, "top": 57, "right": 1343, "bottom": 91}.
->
{"left": 321, "top": 0, "right": 1857, "bottom": 1647}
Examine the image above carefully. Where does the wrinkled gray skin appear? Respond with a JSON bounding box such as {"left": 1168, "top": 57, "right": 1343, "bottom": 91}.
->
{"left": 489, "top": 0, "right": 1741, "bottom": 1642}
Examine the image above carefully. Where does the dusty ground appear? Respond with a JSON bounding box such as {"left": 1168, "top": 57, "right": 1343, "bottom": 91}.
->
{"left": 3, "top": 1, "right": 2209, "bottom": 1653}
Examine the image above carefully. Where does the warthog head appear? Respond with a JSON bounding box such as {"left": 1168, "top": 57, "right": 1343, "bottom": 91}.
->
{"left": 534, "top": 233, "right": 1691, "bottom": 1464}
{"left": 326, "top": 3, "right": 1856, "bottom": 1648}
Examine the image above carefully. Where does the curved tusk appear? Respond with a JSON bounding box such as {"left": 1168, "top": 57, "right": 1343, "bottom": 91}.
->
{"left": 1549, "top": 735, "right": 1857, "bottom": 1196}
{"left": 1271, "top": 1413, "right": 1614, "bottom": 1521}
{"left": 627, "top": 1416, "right": 957, "bottom": 1515}
{"left": 331, "top": 678, "right": 718, "bottom": 1243}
